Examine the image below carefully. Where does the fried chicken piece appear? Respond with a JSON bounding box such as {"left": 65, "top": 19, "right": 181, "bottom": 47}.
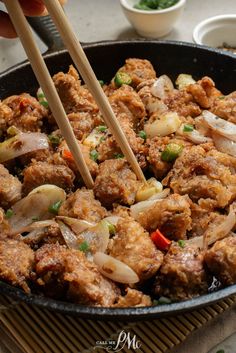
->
{"left": 114, "top": 288, "right": 152, "bottom": 307}
{"left": 53, "top": 65, "right": 98, "bottom": 114}
{"left": 154, "top": 243, "right": 209, "bottom": 300}
{"left": 109, "top": 217, "right": 163, "bottom": 281}
{"left": 138, "top": 194, "right": 192, "bottom": 240}
{"left": 94, "top": 159, "right": 140, "bottom": 208}
{"left": 67, "top": 111, "right": 103, "bottom": 140}
{"left": 109, "top": 85, "right": 146, "bottom": 126}
{"left": 164, "top": 90, "right": 202, "bottom": 117}
{"left": 147, "top": 136, "right": 192, "bottom": 179}
{"left": 186, "top": 76, "right": 221, "bottom": 109}
{"left": 0, "top": 239, "right": 34, "bottom": 292}
{"left": 0, "top": 164, "right": 22, "bottom": 208}
{"left": 22, "top": 161, "right": 75, "bottom": 194}
{"left": 115, "top": 58, "right": 156, "bottom": 88}
{"left": 211, "top": 91, "right": 236, "bottom": 124}
{"left": 2, "top": 93, "right": 48, "bottom": 132}
{"left": 0, "top": 208, "right": 10, "bottom": 238}
{"left": 163, "top": 145, "right": 236, "bottom": 208}
{"left": 204, "top": 236, "right": 236, "bottom": 286}
{"left": 35, "top": 243, "right": 119, "bottom": 306}
{"left": 59, "top": 188, "right": 107, "bottom": 223}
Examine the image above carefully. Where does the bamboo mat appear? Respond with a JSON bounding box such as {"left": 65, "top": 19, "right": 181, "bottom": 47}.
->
{"left": 0, "top": 294, "right": 235, "bottom": 353}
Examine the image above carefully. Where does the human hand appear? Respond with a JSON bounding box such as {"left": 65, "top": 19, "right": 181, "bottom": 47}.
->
{"left": 0, "top": 0, "right": 67, "bottom": 38}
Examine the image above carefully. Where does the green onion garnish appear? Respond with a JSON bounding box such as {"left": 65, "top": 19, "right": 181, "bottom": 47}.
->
{"left": 90, "top": 150, "right": 99, "bottom": 162}
{"left": 48, "top": 134, "right": 61, "bottom": 146}
{"left": 104, "top": 221, "right": 116, "bottom": 235}
{"left": 32, "top": 216, "right": 39, "bottom": 222}
{"left": 114, "top": 153, "right": 124, "bottom": 159}
{"left": 48, "top": 200, "right": 62, "bottom": 215}
{"left": 97, "top": 125, "right": 107, "bottom": 132}
{"left": 114, "top": 72, "right": 132, "bottom": 87}
{"left": 158, "top": 296, "right": 172, "bottom": 305}
{"left": 5, "top": 209, "right": 13, "bottom": 219}
{"left": 161, "top": 143, "right": 183, "bottom": 162}
{"left": 138, "top": 130, "right": 147, "bottom": 141}
{"left": 79, "top": 241, "right": 90, "bottom": 252}
{"left": 183, "top": 124, "right": 194, "bottom": 132}
{"left": 178, "top": 240, "right": 186, "bottom": 248}
{"left": 98, "top": 80, "right": 105, "bottom": 87}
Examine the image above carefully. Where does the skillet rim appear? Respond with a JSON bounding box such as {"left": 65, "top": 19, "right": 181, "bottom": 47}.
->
{"left": 0, "top": 39, "right": 236, "bottom": 320}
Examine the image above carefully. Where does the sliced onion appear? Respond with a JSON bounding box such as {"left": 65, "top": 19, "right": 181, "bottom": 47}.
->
{"left": 202, "top": 111, "right": 236, "bottom": 142}
{"left": 212, "top": 132, "right": 236, "bottom": 157}
{"left": 10, "top": 220, "right": 56, "bottom": 236}
{"left": 177, "top": 124, "right": 211, "bottom": 144}
{"left": 22, "top": 228, "right": 47, "bottom": 244}
{"left": 9, "top": 184, "right": 66, "bottom": 234}
{"left": 175, "top": 74, "right": 196, "bottom": 90}
{"left": 145, "top": 112, "right": 181, "bottom": 138}
{"left": 103, "top": 216, "right": 121, "bottom": 226}
{"left": 0, "top": 132, "right": 49, "bottom": 163}
{"left": 136, "top": 178, "right": 163, "bottom": 202}
{"left": 79, "top": 220, "right": 110, "bottom": 253}
{"left": 148, "top": 188, "right": 170, "bottom": 200}
{"left": 146, "top": 99, "right": 168, "bottom": 115}
{"left": 57, "top": 220, "right": 79, "bottom": 249}
{"left": 93, "top": 252, "right": 139, "bottom": 284}
{"left": 83, "top": 128, "right": 104, "bottom": 149}
{"left": 187, "top": 236, "right": 204, "bottom": 249}
{"left": 151, "top": 75, "right": 174, "bottom": 99}
{"left": 131, "top": 200, "right": 161, "bottom": 220}
{"left": 56, "top": 216, "right": 95, "bottom": 234}
{"left": 205, "top": 206, "right": 236, "bottom": 246}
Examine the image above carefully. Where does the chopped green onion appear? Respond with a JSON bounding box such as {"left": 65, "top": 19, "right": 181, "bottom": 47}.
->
{"left": 48, "top": 200, "right": 62, "bottom": 215}
{"left": 98, "top": 80, "right": 105, "bottom": 87}
{"left": 104, "top": 221, "right": 116, "bottom": 235}
{"left": 40, "top": 101, "right": 49, "bottom": 108}
{"left": 161, "top": 143, "right": 183, "bottom": 162}
{"left": 114, "top": 153, "right": 124, "bottom": 159}
{"left": 90, "top": 149, "right": 99, "bottom": 162}
{"left": 218, "top": 96, "right": 225, "bottom": 100}
{"left": 37, "top": 88, "right": 49, "bottom": 109}
{"left": 100, "top": 136, "right": 106, "bottom": 143}
{"left": 152, "top": 299, "right": 159, "bottom": 306}
{"left": 134, "top": 0, "right": 178, "bottom": 10}
{"left": 183, "top": 124, "right": 194, "bottom": 132}
{"left": 114, "top": 72, "right": 132, "bottom": 87}
{"left": 48, "top": 134, "right": 61, "bottom": 146}
{"left": 32, "top": 216, "right": 39, "bottom": 222}
{"left": 97, "top": 125, "right": 107, "bottom": 132}
{"left": 216, "top": 350, "right": 225, "bottom": 353}
{"left": 138, "top": 130, "right": 147, "bottom": 141}
{"left": 79, "top": 241, "right": 90, "bottom": 252}
{"left": 178, "top": 240, "right": 186, "bottom": 248}
{"left": 5, "top": 209, "right": 13, "bottom": 219}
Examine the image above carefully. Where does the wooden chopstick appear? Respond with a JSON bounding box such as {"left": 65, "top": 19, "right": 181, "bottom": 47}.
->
{"left": 43, "top": 0, "right": 147, "bottom": 184}
{"left": 4, "top": 0, "right": 94, "bottom": 189}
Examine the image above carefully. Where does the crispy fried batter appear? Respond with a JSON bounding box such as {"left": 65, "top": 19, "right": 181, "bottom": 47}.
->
{"left": 0, "top": 164, "right": 22, "bottom": 208}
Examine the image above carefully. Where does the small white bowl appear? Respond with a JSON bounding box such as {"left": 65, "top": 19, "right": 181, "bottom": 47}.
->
{"left": 120, "top": 0, "right": 186, "bottom": 38}
{"left": 193, "top": 14, "right": 236, "bottom": 49}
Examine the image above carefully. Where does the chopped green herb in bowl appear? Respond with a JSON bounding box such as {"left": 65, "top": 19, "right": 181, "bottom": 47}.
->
{"left": 134, "top": 0, "right": 179, "bottom": 11}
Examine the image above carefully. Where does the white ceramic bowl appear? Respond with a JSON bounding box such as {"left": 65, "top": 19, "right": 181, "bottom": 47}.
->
{"left": 120, "top": 0, "right": 186, "bottom": 38}
{"left": 193, "top": 15, "right": 236, "bottom": 49}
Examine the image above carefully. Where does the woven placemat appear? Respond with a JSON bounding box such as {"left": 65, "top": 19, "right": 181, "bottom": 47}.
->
{"left": 0, "top": 294, "right": 235, "bottom": 353}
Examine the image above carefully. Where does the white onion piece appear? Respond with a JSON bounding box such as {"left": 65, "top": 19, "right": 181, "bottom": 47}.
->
{"left": 145, "top": 112, "right": 181, "bottom": 138}
{"left": 151, "top": 75, "right": 174, "bottom": 99}
{"left": 57, "top": 220, "right": 79, "bottom": 249}
{"left": 83, "top": 128, "right": 104, "bottom": 149}
{"left": 177, "top": 124, "right": 211, "bottom": 144}
{"left": 79, "top": 221, "right": 110, "bottom": 253}
{"left": 136, "top": 178, "right": 163, "bottom": 202}
{"left": 212, "top": 132, "right": 236, "bottom": 157}
{"left": 146, "top": 99, "right": 168, "bottom": 115}
{"left": 202, "top": 111, "right": 236, "bottom": 142}
{"left": 175, "top": 74, "right": 196, "bottom": 90}
{"left": 10, "top": 220, "right": 56, "bottom": 236}
{"left": 103, "top": 216, "right": 121, "bottom": 226}
{"left": 9, "top": 184, "right": 66, "bottom": 234}
{"left": 130, "top": 199, "right": 162, "bottom": 220}
{"left": 0, "top": 132, "right": 49, "bottom": 163}
{"left": 93, "top": 252, "right": 139, "bottom": 284}
{"left": 205, "top": 206, "right": 236, "bottom": 246}
{"left": 148, "top": 188, "right": 170, "bottom": 200}
{"left": 187, "top": 236, "right": 204, "bottom": 249}
{"left": 22, "top": 228, "right": 47, "bottom": 244}
{"left": 56, "top": 216, "right": 95, "bottom": 234}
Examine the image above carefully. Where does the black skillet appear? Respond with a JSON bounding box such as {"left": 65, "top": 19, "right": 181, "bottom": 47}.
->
{"left": 0, "top": 16, "right": 236, "bottom": 321}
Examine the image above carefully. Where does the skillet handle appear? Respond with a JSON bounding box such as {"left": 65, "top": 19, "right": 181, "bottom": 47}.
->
{"left": 27, "top": 16, "right": 65, "bottom": 53}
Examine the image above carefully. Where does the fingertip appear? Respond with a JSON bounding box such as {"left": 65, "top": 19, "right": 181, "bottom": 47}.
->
{"left": 19, "top": 0, "right": 46, "bottom": 17}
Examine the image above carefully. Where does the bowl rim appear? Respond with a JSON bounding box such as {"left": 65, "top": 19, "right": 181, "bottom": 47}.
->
{"left": 193, "top": 14, "right": 236, "bottom": 45}
{"left": 120, "top": 0, "right": 186, "bottom": 14}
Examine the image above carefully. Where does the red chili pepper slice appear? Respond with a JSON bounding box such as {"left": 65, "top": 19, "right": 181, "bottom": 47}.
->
{"left": 151, "top": 229, "right": 171, "bottom": 251}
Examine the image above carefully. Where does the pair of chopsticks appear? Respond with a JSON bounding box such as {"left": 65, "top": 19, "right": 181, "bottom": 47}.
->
{"left": 4, "top": 0, "right": 147, "bottom": 189}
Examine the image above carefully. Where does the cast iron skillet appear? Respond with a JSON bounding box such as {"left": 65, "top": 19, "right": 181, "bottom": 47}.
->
{"left": 0, "top": 17, "right": 236, "bottom": 321}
